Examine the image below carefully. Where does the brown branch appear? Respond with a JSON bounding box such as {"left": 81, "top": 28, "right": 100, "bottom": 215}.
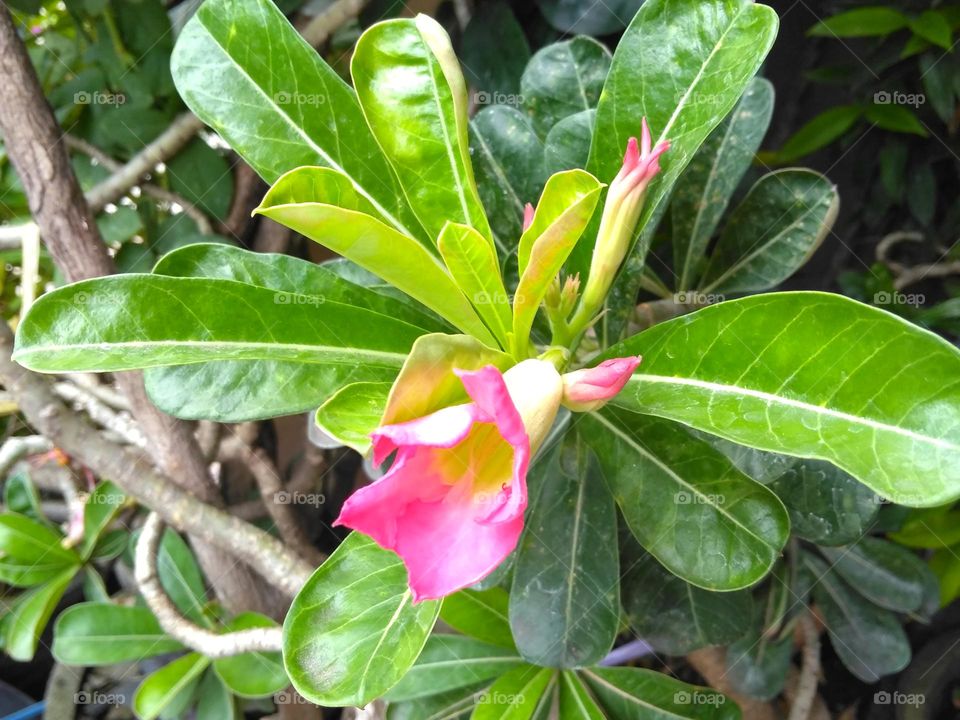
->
{"left": 136, "top": 512, "right": 284, "bottom": 656}
{"left": 301, "top": 0, "right": 369, "bottom": 47}
{"left": 0, "top": 323, "right": 312, "bottom": 597}
{"left": 787, "top": 613, "right": 822, "bottom": 720}
{"left": 686, "top": 647, "right": 777, "bottom": 720}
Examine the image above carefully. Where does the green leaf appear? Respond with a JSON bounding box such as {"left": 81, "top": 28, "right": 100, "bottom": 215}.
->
{"left": 385, "top": 635, "right": 523, "bottom": 702}
{"left": 170, "top": 0, "right": 424, "bottom": 240}
{"left": 460, "top": 2, "right": 530, "bottom": 96}
{"left": 804, "top": 553, "right": 910, "bottom": 683}
{"left": 381, "top": 333, "right": 513, "bottom": 428}
{"left": 0, "top": 512, "right": 79, "bottom": 564}
{"left": 387, "top": 682, "right": 485, "bottom": 720}
{"left": 890, "top": 507, "right": 960, "bottom": 548}
{"left": 865, "top": 103, "right": 928, "bottom": 137}
{"left": 581, "top": 0, "right": 779, "bottom": 277}
{"left": 544, "top": 109, "right": 595, "bottom": 176}
{"left": 134, "top": 652, "right": 210, "bottom": 720}
{"left": 519, "top": 37, "right": 611, "bottom": 138}
{"left": 514, "top": 169, "right": 603, "bottom": 349}
{"left": 53, "top": 602, "right": 184, "bottom": 665}
{"left": 351, "top": 16, "right": 492, "bottom": 244}
{"left": 440, "top": 588, "right": 516, "bottom": 650}
{"left": 672, "top": 77, "right": 774, "bottom": 291}
{"left": 439, "top": 222, "right": 513, "bottom": 347}
{"left": 700, "top": 169, "right": 838, "bottom": 293}
{"left": 0, "top": 557, "right": 72, "bottom": 588}
{"left": 3, "top": 470, "right": 43, "bottom": 520}
{"left": 537, "top": 0, "right": 644, "bottom": 35}
{"left": 255, "top": 167, "right": 494, "bottom": 345}
{"left": 558, "top": 671, "right": 605, "bottom": 719}
{"left": 819, "top": 538, "right": 934, "bottom": 613}
{"left": 213, "top": 612, "right": 288, "bottom": 698}
{"left": 582, "top": 667, "right": 738, "bottom": 720}
{"left": 472, "top": 665, "right": 556, "bottom": 720}
{"left": 4, "top": 568, "right": 76, "bottom": 661}
{"left": 509, "top": 431, "right": 619, "bottom": 667}
{"left": 622, "top": 550, "right": 752, "bottom": 654}
{"left": 283, "top": 532, "right": 440, "bottom": 707}
{"left": 315, "top": 382, "right": 391, "bottom": 455}
{"left": 80, "top": 480, "right": 126, "bottom": 560}
{"left": 725, "top": 632, "right": 793, "bottom": 701}
{"left": 469, "top": 106, "right": 546, "bottom": 257}
{"left": 166, "top": 138, "right": 233, "bottom": 221}
{"left": 768, "top": 460, "right": 880, "bottom": 545}
{"left": 910, "top": 10, "right": 952, "bottom": 49}
{"left": 583, "top": 409, "right": 789, "bottom": 590}
{"left": 773, "top": 105, "right": 862, "bottom": 163}
{"left": 808, "top": 7, "right": 909, "bottom": 37}
{"left": 157, "top": 529, "right": 210, "bottom": 627}
{"left": 196, "top": 671, "right": 238, "bottom": 720}
{"left": 148, "top": 243, "right": 446, "bottom": 421}
{"left": 97, "top": 206, "right": 143, "bottom": 246}
{"left": 14, "top": 276, "right": 421, "bottom": 396}
{"left": 608, "top": 292, "right": 960, "bottom": 507}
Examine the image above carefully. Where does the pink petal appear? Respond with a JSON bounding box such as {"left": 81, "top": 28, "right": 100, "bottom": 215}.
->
{"left": 561, "top": 355, "right": 642, "bottom": 411}
{"left": 370, "top": 403, "right": 477, "bottom": 466}
{"left": 522, "top": 202, "right": 535, "bottom": 231}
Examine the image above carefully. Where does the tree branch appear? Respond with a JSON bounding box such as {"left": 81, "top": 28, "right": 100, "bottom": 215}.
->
{"left": 136, "top": 512, "right": 284, "bottom": 656}
{"left": 787, "top": 613, "right": 821, "bottom": 720}
{"left": 301, "top": 0, "right": 369, "bottom": 47}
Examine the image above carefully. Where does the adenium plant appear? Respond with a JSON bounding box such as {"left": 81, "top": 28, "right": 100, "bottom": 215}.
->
{"left": 11, "top": 0, "right": 960, "bottom": 714}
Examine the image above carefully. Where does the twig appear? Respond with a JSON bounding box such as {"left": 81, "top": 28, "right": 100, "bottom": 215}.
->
{"left": 136, "top": 512, "right": 284, "bottom": 656}
{"left": 62, "top": 373, "right": 129, "bottom": 411}
{"left": 64, "top": 134, "right": 213, "bottom": 234}
{"left": 301, "top": 0, "right": 368, "bottom": 47}
{"left": 220, "top": 436, "right": 325, "bottom": 566}
{"left": 0, "top": 323, "right": 312, "bottom": 597}
{"left": 686, "top": 647, "right": 777, "bottom": 720}
{"left": 53, "top": 381, "right": 146, "bottom": 448}
{"left": 84, "top": 113, "right": 205, "bottom": 213}
{"left": 787, "top": 613, "right": 821, "bottom": 720}
{"left": 0, "top": 435, "right": 52, "bottom": 477}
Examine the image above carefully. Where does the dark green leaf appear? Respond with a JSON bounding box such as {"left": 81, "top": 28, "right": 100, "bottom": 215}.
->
{"left": 53, "top": 602, "right": 183, "bottom": 665}
{"left": 544, "top": 109, "right": 595, "bottom": 176}
{"left": 440, "top": 588, "right": 515, "bottom": 650}
{"left": 773, "top": 105, "right": 863, "bottom": 163}
{"left": 582, "top": 666, "right": 738, "bottom": 719}
{"left": 808, "top": 7, "right": 909, "bottom": 37}
{"left": 460, "top": 2, "right": 530, "bottom": 96}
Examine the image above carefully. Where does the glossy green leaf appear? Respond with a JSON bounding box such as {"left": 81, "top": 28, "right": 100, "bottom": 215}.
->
{"left": 520, "top": 37, "right": 611, "bottom": 138}
{"left": 170, "top": 0, "right": 424, "bottom": 240}
{"left": 608, "top": 292, "right": 960, "bottom": 507}
{"left": 583, "top": 409, "right": 789, "bottom": 590}
{"left": 804, "top": 553, "right": 910, "bottom": 683}
{"left": 622, "top": 550, "right": 752, "bottom": 654}
{"left": 213, "top": 612, "right": 288, "bottom": 698}
{"left": 514, "top": 170, "right": 603, "bottom": 349}
{"left": 255, "top": 167, "right": 494, "bottom": 345}
{"left": 472, "top": 665, "right": 556, "bottom": 720}
{"left": 53, "top": 602, "right": 183, "bottom": 665}
{"left": 537, "top": 0, "right": 644, "bottom": 35}
{"left": 315, "top": 382, "right": 391, "bottom": 455}
{"left": 773, "top": 105, "right": 862, "bottom": 163}
{"left": 196, "top": 671, "right": 238, "bottom": 720}
{"left": 80, "top": 480, "right": 126, "bottom": 559}
{"left": 724, "top": 632, "right": 792, "bottom": 701}
{"left": 768, "top": 460, "right": 879, "bottom": 545}
{"left": 558, "top": 671, "right": 605, "bottom": 719}
{"left": 157, "top": 529, "right": 210, "bottom": 627}
{"left": 439, "top": 222, "right": 512, "bottom": 346}
{"left": 544, "top": 109, "right": 595, "bottom": 176}
{"left": 510, "top": 431, "right": 618, "bottom": 667}
{"left": 672, "top": 77, "right": 774, "bottom": 291}
{"left": 149, "top": 243, "right": 445, "bottom": 421}
{"left": 460, "top": 2, "right": 529, "bottom": 96}
{"left": 387, "top": 682, "right": 485, "bottom": 720}
{"left": 700, "top": 169, "right": 838, "bottom": 293}
{"left": 582, "top": 0, "right": 778, "bottom": 276}
{"left": 385, "top": 635, "right": 523, "bottom": 702}
{"left": 381, "top": 333, "right": 513, "bottom": 428}
{"left": 14, "top": 276, "right": 421, "bottom": 399}
{"left": 440, "top": 588, "right": 515, "bottom": 650}
{"left": 134, "top": 652, "right": 210, "bottom": 720}
{"left": 283, "top": 532, "right": 440, "bottom": 707}
{"left": 4, "top": 568, "right": 76, "bottom": 661}
{"left": 808, "top": 7, "right": 909, "bottom": 37}
{"left": 0, "top": 512, "right": 79, "bottom": 564}
{"left": 699, "top": 434, "right": 797, "bottom": 485}
{"left": 582, "top": 667, "right": 738, "bottom": 720}
{"left": 469, "top": 106, "right": 546, "bottom": 257}
{"left": 352, "top": 16, "right": 492, "bottom": 244}
{"left": 820, "top": 538, "right": 934, "bottom": 613}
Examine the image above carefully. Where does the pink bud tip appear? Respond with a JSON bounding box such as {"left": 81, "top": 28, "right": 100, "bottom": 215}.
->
{"left": 614, "top": 118, "right": 669, "bottom": 194}
{"left": 522, "top": 202, "right": 535, "bottom": 232}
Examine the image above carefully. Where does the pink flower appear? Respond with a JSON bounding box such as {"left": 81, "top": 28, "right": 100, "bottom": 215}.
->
{"left": 334, "top": 360, "right": 563, "bottom": 601}
{"left": 561, "top": 356, "right": 642, "bottom": 412}
{"left": 612, "top": 118, "right": 670, "bottom": 197}
{"left": 522, "top": 202, "right": 535, "bottom": 232}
